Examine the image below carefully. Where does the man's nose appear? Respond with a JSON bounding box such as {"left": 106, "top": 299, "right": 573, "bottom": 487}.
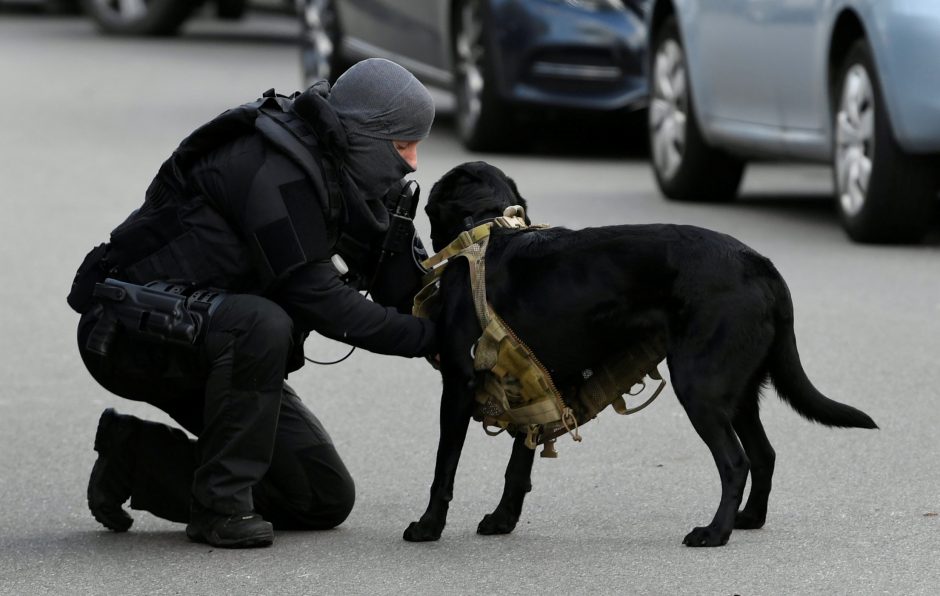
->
{"left": 402, "top": 144, "right": 418, "bottom": 170}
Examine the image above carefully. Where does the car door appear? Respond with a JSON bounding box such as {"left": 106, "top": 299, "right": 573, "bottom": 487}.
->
{"left": 687, "top": 0, "right": 782, "bottom": 129}
{"left": 340, "top": 0, "right": 448, "bottom": 83}
{"left": 765, "top": 0, "right": 830, "bottom": 157}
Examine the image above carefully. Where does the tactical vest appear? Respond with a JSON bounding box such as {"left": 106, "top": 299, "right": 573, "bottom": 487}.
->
{"left": 414, "top": 207, "right": 668, "bottom": 457}
{"left": 108, "top": 90, "right": 345, "bottom": 292}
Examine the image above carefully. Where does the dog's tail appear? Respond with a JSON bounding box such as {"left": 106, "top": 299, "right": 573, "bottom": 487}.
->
{"left": 767, "top": 277, "right": 877, "bottom": 429}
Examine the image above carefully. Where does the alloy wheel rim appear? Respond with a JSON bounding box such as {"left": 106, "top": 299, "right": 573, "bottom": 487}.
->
{"left": 835, "top": 65, "right": 875, "bottom": 218}
{"left": 93, "top": 0, "right": 149, "bottom": 21}
{"left": 455, "top": 0, "right": 485, "bottom": 138}
{"left": 301, "top": 0, "right": 336, "bottom": 83}
{"left": 650, "top": 38, "right": 688, "bottom": 181}
{"left": 649, "top": 39, "right": 689, "bottom": 180}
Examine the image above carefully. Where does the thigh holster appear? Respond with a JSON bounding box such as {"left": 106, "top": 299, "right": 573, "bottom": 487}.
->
{"left": 85, "top": 279, "right": 226, "bottom": 357}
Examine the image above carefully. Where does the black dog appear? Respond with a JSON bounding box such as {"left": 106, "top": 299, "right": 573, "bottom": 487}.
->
{"left": 404, "top": 161, "right": 877, "bottom": 547}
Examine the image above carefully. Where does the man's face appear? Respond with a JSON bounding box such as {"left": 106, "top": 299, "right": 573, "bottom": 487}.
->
{"left": 393, "top": 140, "right": 420, "bottom": 170}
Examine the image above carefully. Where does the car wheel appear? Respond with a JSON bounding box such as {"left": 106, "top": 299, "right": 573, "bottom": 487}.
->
{"left": 298, "top": 0, "right": 343, "bottom": 86}
{"left": 80, "top": 0, "right": 198, "bottom": 36}
{"left": 453, "top": 0, "right": 510, "bottom": 151}
{"left": 833, "top": 40, "right": 936, "bottom": 243}
{"left": 649, "top": 17, "right": 744, "bottom": 202}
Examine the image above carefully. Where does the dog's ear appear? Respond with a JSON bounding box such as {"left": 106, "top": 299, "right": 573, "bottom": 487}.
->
{"left": 425, "top": 161, "right": 533, "bottom": 251}
{"left": 484, "top": 165, "right": 531, "bottom": 225}
{"left": 426, "top": 162, "right": 488, "bottom": 219}
{"left": 426, "top": 164, "right": 480, "bottom": 252}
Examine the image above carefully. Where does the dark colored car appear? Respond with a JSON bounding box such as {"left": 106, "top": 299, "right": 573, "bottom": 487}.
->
{"left": 299, "top": 0, "right": 650, "bottom": 150}
{"left": 80, "top": 0, "right": 290, "bottom": 36}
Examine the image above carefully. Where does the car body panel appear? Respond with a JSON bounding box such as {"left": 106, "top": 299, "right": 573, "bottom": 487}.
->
{"left": 653, "top": 0, "right": 940, "bottom": 160}
{"left": 337, "top": 0, "right": 452, "bottom": 85}
{"left": 488, "top": 0, "right": 649, "bottom": 110}
{"left": 333, "top": 0, "right": 649, "bottom": 112}
{"left": 866, "top": 0, "right": 940, "bottom": 153}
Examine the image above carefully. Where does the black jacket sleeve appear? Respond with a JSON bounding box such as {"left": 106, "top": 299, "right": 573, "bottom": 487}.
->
{"left": 273, "top": 260, "right": 437, "bottom": 357}
{"left": 190, "top": 133, "right": 437, "bottom": 358}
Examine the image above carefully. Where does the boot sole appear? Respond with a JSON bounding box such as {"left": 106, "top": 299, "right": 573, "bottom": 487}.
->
{"left": 90, "top": 503, "right": 134, "bottom": 532}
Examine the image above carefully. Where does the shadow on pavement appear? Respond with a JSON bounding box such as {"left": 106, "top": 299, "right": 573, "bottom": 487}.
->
{"left": 73, "top": 529, "right": 187, "bottom": 548}
{"left": 735, "top": 193, "right": 835, "bottom": 214}
{"left": 432, "top": 108, "right": 651, "bottom": 161}
{"left": 0, "top": 3, "right": 80, "bottom": 15}
{"left": 734, "top": 192, "right": 940, "bottom": 246}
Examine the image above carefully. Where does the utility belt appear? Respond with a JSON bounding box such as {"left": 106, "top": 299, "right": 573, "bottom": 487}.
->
{"left": 414, "top": 206, "right": 667, "bottom": 458}
{"left": 84, "top": 279, "right": 226, "bottom": 357}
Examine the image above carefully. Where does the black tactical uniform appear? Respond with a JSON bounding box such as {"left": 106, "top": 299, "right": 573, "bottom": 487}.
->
{"left": 69, "top": 60, "right": 437, "bottom": 547}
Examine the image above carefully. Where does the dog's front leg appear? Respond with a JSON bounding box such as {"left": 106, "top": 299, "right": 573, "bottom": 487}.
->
{"left": 477, "top": 433, "right": 535, "bottom": 535}
{"left": 403, "top": 373, "right": 476, "bottom": 542}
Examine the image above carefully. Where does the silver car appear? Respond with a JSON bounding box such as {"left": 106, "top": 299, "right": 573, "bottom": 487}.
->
{"left": 646, "top": 0, "right": 940, "bottom": 243}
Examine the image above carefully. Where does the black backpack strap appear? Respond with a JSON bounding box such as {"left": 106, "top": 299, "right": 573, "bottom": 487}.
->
{"left": 256, "top": 102, "right": 344, "bottom": 240}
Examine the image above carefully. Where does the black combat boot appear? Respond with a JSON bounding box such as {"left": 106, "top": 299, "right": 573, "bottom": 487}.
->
{"left": 186, "top": 502, "right": 274, "bottom": 548}
{"left": 87, "top": 408, "right": 136, "bottom": 532}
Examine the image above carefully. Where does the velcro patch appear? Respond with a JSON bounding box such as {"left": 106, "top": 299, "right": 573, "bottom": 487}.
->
{"left": 254, "top": 217, "right": 305, "bottom": 279}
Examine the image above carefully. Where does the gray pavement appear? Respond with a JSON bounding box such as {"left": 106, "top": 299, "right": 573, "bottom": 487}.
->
{"left": 1, "top": 12, "right": 939, "bottom": 596}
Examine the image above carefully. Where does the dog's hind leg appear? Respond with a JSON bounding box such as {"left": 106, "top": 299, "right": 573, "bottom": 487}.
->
{"left": 732, "top": 398, "right": 775, "bottom": 529}
{"left": 477, "top": 434, "right": 535, "bottom": 535}
{"left": 671, "top": 364, "right": 750, "bottom": 547}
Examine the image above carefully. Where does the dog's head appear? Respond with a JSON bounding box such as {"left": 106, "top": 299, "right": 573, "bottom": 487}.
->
{"left": 425, "top": 161, "right": 530, "bottom": 252}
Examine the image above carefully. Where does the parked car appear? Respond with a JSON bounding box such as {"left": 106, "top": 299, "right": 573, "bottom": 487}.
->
{"left": 80, "top": 0, "right": 290, "bottom": 36}
{"left": 646, "top": 0, "right": 940, "bottom": 243}
{"left": 299, "top": 0, "right": 650, "bottom": 150}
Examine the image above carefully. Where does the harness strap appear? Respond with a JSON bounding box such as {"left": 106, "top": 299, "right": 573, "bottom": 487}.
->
{"left": 414, "top": 205, "right": 667, "bottom": 456}
{"left": 421, "top": 223, "right": 493, "bottom": 271}
{"left": 413, "top": 207, "right": 531, "bottom": 320}
{"left": 611, "top": 375, "right": 667, "bottom": 415}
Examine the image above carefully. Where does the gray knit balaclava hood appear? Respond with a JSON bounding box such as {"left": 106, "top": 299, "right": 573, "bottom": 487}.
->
{"left": 328, "top": 58, "right": 435, "bottom": 232}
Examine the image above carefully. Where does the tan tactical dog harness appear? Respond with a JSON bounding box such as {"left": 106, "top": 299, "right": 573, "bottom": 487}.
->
{"left": 414, "top": 206, "right": 667, "bottom": 457}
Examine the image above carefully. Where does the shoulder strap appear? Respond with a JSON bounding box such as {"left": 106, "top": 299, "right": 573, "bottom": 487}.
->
{"left": 256, "top": 103, "right": 343, "bottom": 228}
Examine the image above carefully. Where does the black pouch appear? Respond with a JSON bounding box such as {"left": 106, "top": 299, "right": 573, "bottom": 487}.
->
{"left": 67, "top": 243, "right": 111, "bottom": 314}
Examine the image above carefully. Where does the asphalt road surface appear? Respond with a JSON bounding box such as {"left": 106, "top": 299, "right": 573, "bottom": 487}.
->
{"left": 1, "top": 11, "right": 938, "bottom": 596}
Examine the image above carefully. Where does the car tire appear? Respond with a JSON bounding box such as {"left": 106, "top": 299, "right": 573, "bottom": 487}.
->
{"left": 453, "top": 0, "right": 512, "bottom": 151}
{"left": 216, "top": 0, "right": 246, "bottom": 20}
{"left": 832, "top": 40, "right": 936, "bottom": 243}
{"left": 80, "top": 0, "right": 198, "bottom": 36}
{"left": 298, "top": 0, "right": 344, "bottom": 87}
{"left": 649, "top": 17, "right": 744, "bottom": 202}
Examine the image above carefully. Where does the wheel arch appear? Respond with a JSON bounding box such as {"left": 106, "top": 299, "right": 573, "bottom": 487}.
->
{"left": 827, "top": 9, "right": 868, "bottom": 114}
{"left": 827, "top": 6, "right": 907, "bottom": 149}
{"left": 648, "top": 0, "right": 677, "bottom": 45}
{"left": 647, "top": 0, "right": 714, "bottom": 145}
{"left": 447, "top": 0, "right": 506, "bottom": 96}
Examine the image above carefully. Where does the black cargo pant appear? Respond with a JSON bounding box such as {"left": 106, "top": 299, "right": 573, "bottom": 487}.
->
{"left": 77, "top": 294, "right": 355, "bottom": 530}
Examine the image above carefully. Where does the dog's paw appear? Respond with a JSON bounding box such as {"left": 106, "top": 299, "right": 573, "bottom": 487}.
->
{"left": 403, "top": 520, "right": 443, "bottom": 542}
{"left": 734, "top": 510, "right": 766, "bottom": 530}
{"left": 682, "top": 526, "right": 730, "bottom": 547}
{"left": 477, "top": 511, "right": 518, "bottom": 536}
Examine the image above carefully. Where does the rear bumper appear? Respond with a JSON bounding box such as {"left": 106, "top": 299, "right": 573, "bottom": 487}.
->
{"left": 488, "top": 0, "right": 649, "bottom": 111}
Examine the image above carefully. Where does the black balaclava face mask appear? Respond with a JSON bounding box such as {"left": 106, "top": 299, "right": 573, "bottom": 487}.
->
{"left": 328, "top": 58, "right": 435, "bottom": 233}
